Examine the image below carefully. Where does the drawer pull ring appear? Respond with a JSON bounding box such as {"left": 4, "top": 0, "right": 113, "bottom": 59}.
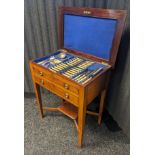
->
{"left": 64, "top": 83, "right": 69, "bottom": 89}
{"left": 40, "top": 80, "right": 44, "bottom": 85}
{"left": 65, "top": 93, "right": 69, "bottom": 99}
{"left": 39, "top": 72, "right": 43, "bottom": 76}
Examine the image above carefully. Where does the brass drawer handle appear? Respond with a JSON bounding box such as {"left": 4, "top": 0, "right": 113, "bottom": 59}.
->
{"left": 65, "top": 93, "right": 69, "bottom": 99}
{"left": 64, "top": 83, "right": 69, "bottom": 89}
{"left": 40, "top": 79, "right": 44, "bottom": 85}
{"left": 39, "top": 72, "right": 43, "bottom": 76}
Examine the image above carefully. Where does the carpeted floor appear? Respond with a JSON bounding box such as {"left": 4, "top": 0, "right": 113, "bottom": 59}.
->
{"left": 25, "top": 93, "right": 130, "bottom": 155}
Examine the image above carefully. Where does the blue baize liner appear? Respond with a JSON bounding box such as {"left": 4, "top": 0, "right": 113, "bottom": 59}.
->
{"left": 33, "top": 51, "right": 108, "bottom": 84}
{"left": 33, "top": 51, "right": 107, "bottom": 71}
{"left": 41, "top": 62, "right": 53, "bottom": 68}
{"left": 33, "top": 51, "right": 61, "bottom": 63}
{"left": 64, "top": 14, "right": 117, "bottom": 60}
{"left": 87, "top": 63, "right": 106, "bottom": 71}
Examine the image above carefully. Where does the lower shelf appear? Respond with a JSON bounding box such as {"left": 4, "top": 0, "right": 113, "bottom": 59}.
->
{"left": 43, "top": 101, "right": 99, "bottom": 121}
{"left": 58, "top": 102, "right": 78, "bottom": 120}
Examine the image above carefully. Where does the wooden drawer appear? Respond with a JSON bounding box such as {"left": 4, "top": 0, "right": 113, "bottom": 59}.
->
{"left": 33, "top": 75, "right": 53, "bottom": 91}
{"left": 31, "top": 64, "right": 79, "bottom": 96}
{"left": 52, "top": 84, "right": 79, "bottom": 107}
{"left": 32, "top": 65, "right": 53, "bottom": 81}
{"left": 53, "top": 74, "right": 79, "bottom": 95}
{"left": 33, "top": 74, "right": 79, "bottom": 107}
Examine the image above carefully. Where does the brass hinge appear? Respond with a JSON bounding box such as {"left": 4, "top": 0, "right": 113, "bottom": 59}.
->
{"left": 83, "top": 10, "right": 91, "bottom": 15}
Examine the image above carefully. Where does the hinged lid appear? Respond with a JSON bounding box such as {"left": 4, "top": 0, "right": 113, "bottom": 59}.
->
{"left": 58, "top": 7, "right": 127, "bottom": 67}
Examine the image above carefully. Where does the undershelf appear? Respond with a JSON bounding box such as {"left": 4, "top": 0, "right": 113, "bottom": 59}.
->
{"left": 58, "top": 102, "right": 78, "bottom": 120}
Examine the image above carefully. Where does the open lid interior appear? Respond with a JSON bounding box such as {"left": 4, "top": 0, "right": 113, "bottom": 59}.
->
{"left": 63, "top": 14, "right": 117, "bottom": 61}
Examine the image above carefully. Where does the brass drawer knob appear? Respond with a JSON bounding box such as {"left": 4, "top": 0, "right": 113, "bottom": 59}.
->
{"left": 39, "top": 72, "right": 43, "bottom": 76}
{"left": 40, "top": 79, "right": 44, "bottom": 85}
{"left": 64, "top": 83, "right": 69, "bottom": 89}
{"left": 65, "top": 93, "right": 69, "bottom": 99}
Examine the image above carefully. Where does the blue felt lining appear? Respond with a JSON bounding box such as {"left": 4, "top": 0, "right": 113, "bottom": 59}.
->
{"left": 88, "top": 63, "right": 106, "bottom": 71}
{"left": 64, "top": 14, "right": 117, "bottom": 60}
{"left": 33, "top": 51, "right": 61, "bottom": 63}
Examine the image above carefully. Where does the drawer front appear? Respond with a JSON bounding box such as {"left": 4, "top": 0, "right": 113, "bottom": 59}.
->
{"left": 33, "top": 75, "right": 79, "bottom": 107}
{"left": 52, "top": 84, "right": 79, "bottom": 107}
{"left": 32, "top": 65, "right": 53, "bottom": 81}
{"left": 53, "top": 74, "right": 79, "bottom": 95}
{"left": 31, "top": 64, "right": 79, "bottom": 96}
{"left": 34, "top": 75, "right": 53, "bottom": 91}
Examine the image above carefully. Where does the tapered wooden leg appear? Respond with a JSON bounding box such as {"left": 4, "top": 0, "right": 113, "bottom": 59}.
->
{"left": 33, "top": 82, "right": 43, "bottom": 118}
{"left": 78, "top": 105, "right": 86, "bottom": 147}
{"left": 78, "top": 90, "right": 86, "bottom": 147}
{"left": 98, "top": 90, "right": 106, "bottom": 125}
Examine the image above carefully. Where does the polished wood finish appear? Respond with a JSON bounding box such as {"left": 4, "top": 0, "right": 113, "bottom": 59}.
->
{"left": 29, "top": 60, "right": 110, "bottom": 147}
{"left": 77, "top": 87, "right": 87, "bottom": 146}
{"left": 86, "top": 110, "right": 99, "bottom": 116}
{"left": 30, "top": 64, "right": 44, "bottom": 118}
{"left": 29, "top": 7, "right": 126, "bottom": 147}
{"left": 43, "top": 107, "right": 58, "bottom": 112}
{"left": 58, "top": 103, "right": 78, "bottom": 120}
{"left": 98, "top": 90, "right": 106, "bottom": 125}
